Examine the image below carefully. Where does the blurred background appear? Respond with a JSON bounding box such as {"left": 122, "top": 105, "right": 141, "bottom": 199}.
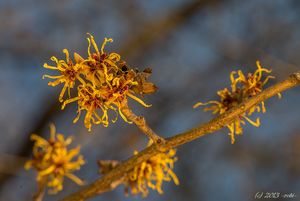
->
{"left": 0, "top": 0, "right": 300, "bottom": 201}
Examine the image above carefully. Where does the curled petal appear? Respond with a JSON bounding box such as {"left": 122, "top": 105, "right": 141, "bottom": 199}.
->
{"left": 127, "top": 93, "right": 152, "bottom": 107}
{"left": 66, "top": 173, "right": 85, "bottom": 185}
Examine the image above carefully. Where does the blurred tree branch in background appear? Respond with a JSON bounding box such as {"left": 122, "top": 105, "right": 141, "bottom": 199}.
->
{"left": 119, "top": 0, "right": 221, "bottom": 60}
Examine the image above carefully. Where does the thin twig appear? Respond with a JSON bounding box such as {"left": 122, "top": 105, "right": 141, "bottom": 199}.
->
{"left": 120, "top": 100, "right": 165, "bottom": 143}
{"left": 61, "top": 71, "right": 300, "bottom": 201}
{"left": 33, "top": 179, "right": 46, "bottom": 201}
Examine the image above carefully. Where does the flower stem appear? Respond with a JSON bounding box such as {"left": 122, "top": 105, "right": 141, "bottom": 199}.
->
{"left": 33, "top": 179, "right": 46, "bottom": 201}
{"left": 120, "top": 100, "right": 165, "bottom": 144}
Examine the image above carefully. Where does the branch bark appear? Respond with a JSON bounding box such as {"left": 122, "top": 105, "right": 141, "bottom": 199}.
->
{"left": 33, "top": 179, "right": 46, "bottom": 201}
{"left": 61, "top": 72, "right": 300, "bottom": 201}
{"left": 120, "top": 100, "right": 165, "bottom": 143}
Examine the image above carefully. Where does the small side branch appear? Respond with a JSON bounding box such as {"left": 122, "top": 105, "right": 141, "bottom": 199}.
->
{"left": 33, "top": 180, "right": 46, "bottom": 201}
{"left": 61, "top": 71, "right": 300, "bottom": 201}
{"left": 120, "top": 100, "right": 165, "bottom": 144}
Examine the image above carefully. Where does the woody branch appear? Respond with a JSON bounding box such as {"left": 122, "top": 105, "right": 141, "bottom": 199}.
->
{"left": 61, "top": 71, "right": 300, "bottom": 201}
{"left": 120, "top": 99, "right": 165, "bottom": 143}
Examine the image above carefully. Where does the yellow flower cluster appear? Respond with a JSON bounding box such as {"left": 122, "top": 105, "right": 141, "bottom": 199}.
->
{"left": 25, "top": 124, "right": 85, "bottom": 194}
{"left": 124, "top": 148, "right": 179, "bottom": 197}
{"left": 43, "top": 34, "right": 157, "bottom": 131}
{"left": 194, "top": 61, "right": 280, "bottom": 144}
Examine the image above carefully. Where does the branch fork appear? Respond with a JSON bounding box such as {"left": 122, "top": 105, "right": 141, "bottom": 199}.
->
{"left": 120, "top": 100, "right": 165, "bottom": 144}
